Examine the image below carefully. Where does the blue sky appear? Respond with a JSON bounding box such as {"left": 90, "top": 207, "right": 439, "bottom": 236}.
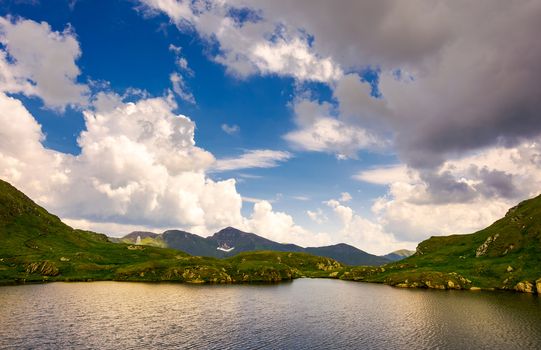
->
{"left": 1, "top": 1, "right": 540, "bottom": 254}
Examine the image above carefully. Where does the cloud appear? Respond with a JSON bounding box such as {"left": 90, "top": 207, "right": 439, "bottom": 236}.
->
{"left": 236, "top": 173, "right": 262, "bottom": 179}
{"left": 170, "top": 72, "right": 195, "bottom": 104}
{"left": 354, "top": 165, "right": 412, "bottom": 185}
{"left": 339, "top": 192, "right": 352, "bottom": 202}
{"left": 284, "top": 98, "right": 384, "bottom": 158}
{"left": 138, "top": 0, "right": 342, "bottom": 82}
{"left": 212, "top": 149, "right": 292, "bottom": 171}
{"left": 243, "top": 200, "right": 331, "bottom": 246}
{"left": 169, "top": 43, "right": 193, "bottom": 74}
{"left": 241, "top": 196, "right": 273, "bottom": 204}
{"left": 221, "top": 123, "right": 240, "bottom": 135}
{"left": 0, "top": 91, "right": 246, "bottom": 231}
{"left": 365, "top": 142, "right": 541, "bottom": 241}
{"left": 227, "top": 0, "right": 452, "bottom": 71}
{"left": 324, "top": 197, "right": 413, "bottom": 255}
{"left": 256, "top": 1, "right": 541, "bottom": 169}
{"left": 0, "top": 92, "right": 67, "bottom": 205}
{"left": 0, "top": 16, "right": 88, "bottom": 109}
{"left": 62, "top": 218, "right": 170, "bottom": 237}
{"left": 306, "top": 208, "right": 327, "bottom": 224}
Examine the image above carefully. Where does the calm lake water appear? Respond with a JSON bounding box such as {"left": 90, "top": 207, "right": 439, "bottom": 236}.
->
{"left": 0, "top": 279, "right": 540, "bottom": 349}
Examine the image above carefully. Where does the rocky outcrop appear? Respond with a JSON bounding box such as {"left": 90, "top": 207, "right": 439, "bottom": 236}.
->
{"left": 316, "top": 259, "right": 342, "bottom": 271}
{"left": 25, "top": 261, "right": 60, "bottom": 276}
{"left": 383, "top": 272, "right": 472, "bottom": 290}
{"left": 515, "top": 281, "right": 534, "bottom": 293}
{"left": 475, "top": 234, "right": 499, "bottom": 257}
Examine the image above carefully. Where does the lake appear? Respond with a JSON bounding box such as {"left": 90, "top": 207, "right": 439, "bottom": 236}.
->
{"left": 0, "top": 279, "right": 540, "bottom": 349}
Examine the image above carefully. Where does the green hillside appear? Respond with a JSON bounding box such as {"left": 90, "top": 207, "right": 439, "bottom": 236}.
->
{"left": 339, "top": 194, "right": 541, "bottom": 293}
{"left": 0, "top": 179, "right": 343, "bottom": 284}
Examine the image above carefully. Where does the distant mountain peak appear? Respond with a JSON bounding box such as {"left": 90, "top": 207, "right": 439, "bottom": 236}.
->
{"left": 214, "top": 226, "right": 245, "bottom": 235}
{"left": 119, "top": 225, "right": 389, "bottom": 266}
{"left": 381, "top": 249, "right": 415, "bottom": 262}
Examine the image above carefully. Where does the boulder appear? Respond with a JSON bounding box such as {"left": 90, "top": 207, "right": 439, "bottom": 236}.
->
{"left": 536, "top": 279, "right": 541, "bottom": 295}
{"left": 515, "top": 281, "right": 534, "bottom": 293}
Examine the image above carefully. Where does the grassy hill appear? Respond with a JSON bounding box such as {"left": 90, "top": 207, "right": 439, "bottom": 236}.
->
{"left": 339, "top": 195, "right": 541, "bottom": 293}
{"left": 0, "top": 179, "right": 343, "bottom": 284}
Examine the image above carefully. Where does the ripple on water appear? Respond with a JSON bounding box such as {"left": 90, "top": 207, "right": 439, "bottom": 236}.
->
{"left": 0, "top": 279, "right": 540, "bottom": 349}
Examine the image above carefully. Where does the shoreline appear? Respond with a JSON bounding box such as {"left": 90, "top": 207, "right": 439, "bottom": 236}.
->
{"left": 1, "top": 275, "right": 539, "bottom": 296}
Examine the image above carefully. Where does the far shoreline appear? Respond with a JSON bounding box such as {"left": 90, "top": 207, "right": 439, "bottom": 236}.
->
{"left": 1, "top": 275, "right": 539, "bottom": 296}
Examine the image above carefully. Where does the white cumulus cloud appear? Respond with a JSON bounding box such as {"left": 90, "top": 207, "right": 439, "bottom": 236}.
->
{"left": 139, "top": 0, "right": 342, "bottom": 82}
{"left": 0, "top": 16, "right": 88, "bottom": 109}
{"left": 284, "top": 98, "right": 384, "bottom": 158}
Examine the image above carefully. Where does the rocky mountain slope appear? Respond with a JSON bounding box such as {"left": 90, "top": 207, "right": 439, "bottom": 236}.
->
{"left": 120, "top": 227, "right": 390, "bottom": 266}
{"left": 339, "top": 194, "right": 541, "bottom": 293}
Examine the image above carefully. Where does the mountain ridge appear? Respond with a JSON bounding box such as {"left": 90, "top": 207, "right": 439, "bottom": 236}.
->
{"left": 119, "top": 226, "right": 391, "bottom": 266}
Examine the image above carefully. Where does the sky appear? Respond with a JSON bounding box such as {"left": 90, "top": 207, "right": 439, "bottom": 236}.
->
{"left": 0, "top": 0, "right": 540, "bottom": 255}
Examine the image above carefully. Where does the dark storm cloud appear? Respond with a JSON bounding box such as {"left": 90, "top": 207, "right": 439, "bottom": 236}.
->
{"left": 236, "top": 0, "right": 541, "bottom": 169}
{"left": 416, "top": 170, "right": 476, "bottom": 204}
{"left": 475, "top": 168, "right": 518, "bottom": 200}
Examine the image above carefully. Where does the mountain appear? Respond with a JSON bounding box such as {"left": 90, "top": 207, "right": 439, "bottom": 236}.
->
{"left": 306, "top": 243, "right": 389, "bottom": 266}
{"left": 340, "top": 194, "right": 541, "bottom": 293}
{"left": 121, "top": 226, "right": 388, "bottom": 266}
{"left": 0, "top": 179, "right": 344, "bottom": 284}
{"left": 210, "top": 227, "right": 305, "bottom": 254}
{"left": 381, "top": 249, "right": 415, "bottom": 262}
{"left": 162, "top": 229, "right": 217, "bottom": 256}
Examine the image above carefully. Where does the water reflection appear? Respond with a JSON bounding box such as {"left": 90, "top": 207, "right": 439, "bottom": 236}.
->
{"left": 0, "top": 279, "right": 539, "bottom": 349}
